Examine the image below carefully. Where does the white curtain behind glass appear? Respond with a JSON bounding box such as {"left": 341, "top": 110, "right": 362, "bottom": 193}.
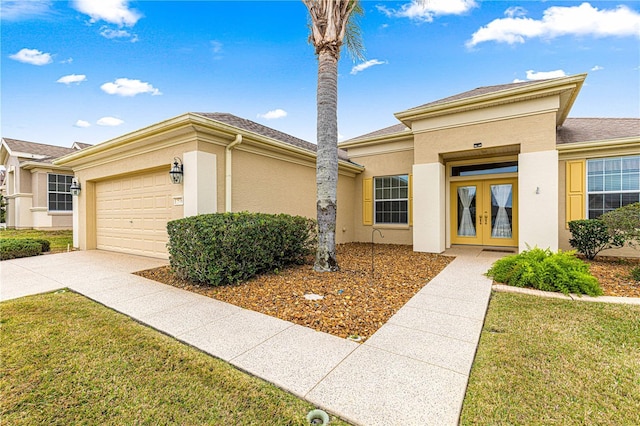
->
{"left": 491, "top": 184, "right": 512, "bottom": 238}
{"left": 458, "top": 187, "right": 476, "bottom": 236}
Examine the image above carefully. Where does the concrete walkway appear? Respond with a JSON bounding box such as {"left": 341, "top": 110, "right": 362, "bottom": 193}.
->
{"left": 1, "top": 248, "right": 503, "bottom": 425}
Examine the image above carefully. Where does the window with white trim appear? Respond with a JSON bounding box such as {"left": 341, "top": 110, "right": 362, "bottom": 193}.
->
{"left": 587, "top": 155, "right": 640, "bottom": 219}
{"left": 374, "top": 175, "right": 408, "bottom": 224}
{"left": 48, "top": 174, "right": 73, "bottom": 211}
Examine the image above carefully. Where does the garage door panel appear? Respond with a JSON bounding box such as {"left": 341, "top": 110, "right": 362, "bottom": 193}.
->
{"left": 96, "top": 170, "right": 173, "bottom": 259}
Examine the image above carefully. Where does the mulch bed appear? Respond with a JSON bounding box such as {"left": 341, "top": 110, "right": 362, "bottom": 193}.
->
{"left": 136, "top": 243, "right": 453, "bottom": 340}
{"left": 136, "top": 244, "right": 640, "bottom": 341}
{"left": 586, "top": 256, "right": 640, "bottom": 298}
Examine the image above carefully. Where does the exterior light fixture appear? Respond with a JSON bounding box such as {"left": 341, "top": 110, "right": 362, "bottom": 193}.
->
{"left": 169, "top": 157, "right": 184, "bottom": 184}
{"left": 70, "top": 179, "right": 81, "bottom": 196}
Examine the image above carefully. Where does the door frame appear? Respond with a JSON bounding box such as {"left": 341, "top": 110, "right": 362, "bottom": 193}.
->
{"left": 450, "top": 177, "right": 518, "bottom": 247}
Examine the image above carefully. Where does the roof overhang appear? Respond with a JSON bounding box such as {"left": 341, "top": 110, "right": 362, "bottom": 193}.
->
{"left": 54, "top": 113, "right": 364, "bottom": 174}
{"left": 395, "top": 73, "right": 587, "bottom": 128}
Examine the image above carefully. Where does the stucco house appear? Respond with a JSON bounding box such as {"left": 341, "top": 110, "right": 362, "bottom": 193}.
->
{"left": 53, "top": 73, "right": 639, "bottom": 259}
{"left": 0, "top": 138, "right": 90, "bottom": 229}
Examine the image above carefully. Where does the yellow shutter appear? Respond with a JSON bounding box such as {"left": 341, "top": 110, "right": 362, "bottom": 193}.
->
{"left": 409, "top": 174, "right": 413, "bottom": 226}
{"left": 566, "top": 160, "right": 586, "bottom": 226}
{"left": 363, "top": 178, "right": 373, "bottom": 225}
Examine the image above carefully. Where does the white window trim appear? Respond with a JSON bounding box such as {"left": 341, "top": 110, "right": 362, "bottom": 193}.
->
{"left": 374, "top": 174, "right": 409, "bottom": 225}
{"left": 586, "top": 155, "right": 640, "bottom": 219}
{"left": 47, "top": 173, "right": 73, "bottom": 212}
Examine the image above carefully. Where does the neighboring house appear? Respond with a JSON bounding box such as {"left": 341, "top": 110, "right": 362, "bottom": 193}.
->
{"left": 54, "top": 73, "right": 639, "bottom": 259}
{"left": 0, "top": 138, "right": 90, "bottom": 229}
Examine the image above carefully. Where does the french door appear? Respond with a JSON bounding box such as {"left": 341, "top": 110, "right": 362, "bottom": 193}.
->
{"left": 450, "top": 178, "right": 518, "bottom": 247}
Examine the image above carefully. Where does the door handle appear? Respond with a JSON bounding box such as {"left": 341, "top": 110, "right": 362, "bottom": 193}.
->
{"left": 484, "top": 213, "right": 488, "bottom": 225}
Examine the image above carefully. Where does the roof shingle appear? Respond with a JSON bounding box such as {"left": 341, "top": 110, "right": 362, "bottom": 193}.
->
{"left": 557, "top": 118, "right": 640, "bottom": 144}
{"left": 2, "top": 138, "right": 79, "bottom": 164}
{"left": 194, "top": 112, "right": 350, "bottom": 161}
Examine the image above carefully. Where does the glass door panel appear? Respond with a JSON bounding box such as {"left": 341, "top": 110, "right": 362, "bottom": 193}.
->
{"left": 490, "top": 184, "right": 513, "bottom": 239}
{"left": 457, "top": 186, "right": 477, "bottom": 237}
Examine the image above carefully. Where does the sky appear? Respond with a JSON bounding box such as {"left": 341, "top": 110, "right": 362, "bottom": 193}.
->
{"left": 1, "top": 0, "right": 639, "bottom": 148}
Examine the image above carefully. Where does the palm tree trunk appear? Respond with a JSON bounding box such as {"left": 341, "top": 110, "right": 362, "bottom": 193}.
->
{"left": 314, "top": 48, "right": 339, "bottom": 272}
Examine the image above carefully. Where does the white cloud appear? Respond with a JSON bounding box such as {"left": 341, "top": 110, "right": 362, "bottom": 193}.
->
{"left": 351, "top": 59, "right": 387, "bottom": 75}
{"left": 57, "top": 74, "right": 87, "bottom": 85}
{"left": 72, "top": 0, "right": 142, "bottom": 26}
{"left": 210, "top": 40, "right": 223, "bottom": 54}
{"left": 74, "top": 120, "right": 91, "bottom": 128}
{"left": 378, "top": 0, "right": 477, "bottom": 22}
{"left": 591, "top": 65, "right": 604, "bottom": 71}
{"left": 504, "top": 6, "right": 527, "bottom": 19}
{"left": 257, "top": 109, "right": 288, "bottom": 120}
{"left": 61, "top": 58, "right": 74, "bottom": 64}
{"left": 468, "top": 3, "right": 640, "bottom": 47}
{"left": 0, "top": 0, "right": 51, "bottom": 21}
{"left": 97, "top": 117, "right": 124, "bottom": 127}
{"left": 9, "top": 48, "right": 53, "bottom": 65}
{"left": 100, "top": 78, "right": 162, "bottom": 96}
{"left": 527, "top": 70, "right": 567, "bottom": 80}
{"left": 100, "top": 26, "right": 139, "bottom": 42}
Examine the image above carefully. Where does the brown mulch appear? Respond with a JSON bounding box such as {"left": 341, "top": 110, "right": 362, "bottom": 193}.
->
{"left": 135, "top": 244, "right": 640, "bottom": 341}
{"left": 586, "top": 256, "right": 640, "bottom": 298}
{"left": 135, "top": 243, "right": 453, "bottom": 340}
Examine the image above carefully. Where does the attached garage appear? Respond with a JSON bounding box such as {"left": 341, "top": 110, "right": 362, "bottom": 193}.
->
{"left": 95, "top": 170, "right": 174, "bottom": 258}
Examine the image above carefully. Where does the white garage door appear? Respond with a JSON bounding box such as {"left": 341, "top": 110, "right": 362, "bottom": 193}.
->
{"left": 96, "top": 170, "right": 173, "bottom": 258}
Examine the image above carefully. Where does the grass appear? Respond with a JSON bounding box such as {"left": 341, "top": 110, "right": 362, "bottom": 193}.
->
{"left": 461, "top": 292, "right": 640, "bottom": 425}
{"left": 0, "top": 229, "right": 73, "bottom": 253}
{"left": 0, "top": 291, "right": 350, "bottom": 426}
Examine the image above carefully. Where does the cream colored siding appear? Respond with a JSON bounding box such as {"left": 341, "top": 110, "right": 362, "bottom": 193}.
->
{"left": 95, "top": 170, "right": 173, "bottom": 258}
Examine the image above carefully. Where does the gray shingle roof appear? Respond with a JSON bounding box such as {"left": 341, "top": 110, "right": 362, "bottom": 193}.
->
{"left": 557, "top": 118, "right": 640, "bottom": 144}
{"left": 194, "top": 112, "right": 350, "bottom": 161}
{"left": 343, "top": 123, "right": 409, "bottom": 144}
{"left": 2, "top": 138, "right": 79, "bottom": 164}
{"left": 407, "top": 80, "right": 548, "bottom": 111}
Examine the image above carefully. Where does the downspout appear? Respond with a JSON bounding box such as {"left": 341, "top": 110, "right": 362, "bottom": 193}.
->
{"left": 225, "top": 134, "right": 243, "bottom": 212}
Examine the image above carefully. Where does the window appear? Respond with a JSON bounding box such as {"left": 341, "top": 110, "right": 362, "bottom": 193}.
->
{"left": 374, "top": 175, "right": 408, "bottom": 224}
{"left": 451, "top": 161, "right": 518, "bottom": 177}
{"left": 587, "top": 156, "right": 639, "bottom": 219}
{"left": 48, "top": 174, "right": 73, "bottom": 211}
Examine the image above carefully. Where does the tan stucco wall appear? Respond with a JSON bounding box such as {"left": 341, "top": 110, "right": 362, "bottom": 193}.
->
{"left": 232, "top": 148, "right": 356, "bottom": 244}
{"left": 348, "top": 149, "right": 414, "bottom": 245}
{"left": 414, "top": 111, "right": 557, "bottom": 164}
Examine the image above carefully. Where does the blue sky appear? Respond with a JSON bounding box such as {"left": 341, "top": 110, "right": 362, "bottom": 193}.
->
{"left": 2, "top": 0, "right": 639, "bottom": 148}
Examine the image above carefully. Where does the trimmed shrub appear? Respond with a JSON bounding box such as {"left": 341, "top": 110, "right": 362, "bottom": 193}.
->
{"left": 167, "top": 212, "right": 316, "bottom": 286}
{"left": 568, "top": 219, "right": 624, "bottom": 260}
{"left": 0, "top": 239, "right": 44, "bottom": 260}
{"left": 487, "top": 247, "right": 603, "bottom": 296}
{"left": 631, "top": 266, "right": 640, "bottom": 282}
{"left": 600, "top": 202, "right": 640, "bottom": 249}
{"left": 31, "top": 239, "right": 51, "bottom": 252}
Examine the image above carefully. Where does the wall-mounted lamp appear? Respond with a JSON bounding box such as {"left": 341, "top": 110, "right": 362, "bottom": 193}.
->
{"left": 70, "top": 179, "right": 81, "bottom": 196}
{"left": 169, "top": 157, "right": 183, "bottom": 184}
{"left": 535, "top": 186, "right": 541, "bottom": 195}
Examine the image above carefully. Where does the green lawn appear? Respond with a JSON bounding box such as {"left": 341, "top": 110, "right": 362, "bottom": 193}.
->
{"left": 461, "top": 292, "right": 640, "bottom": 425}
{"left": 0, "top": 291, "right": 349, "bottom": 426}
{"left": 0, "top": 229, "right": 73, "bottom": 252}
{"left": 3, "top": 289, "right": 639, "bottom": 425}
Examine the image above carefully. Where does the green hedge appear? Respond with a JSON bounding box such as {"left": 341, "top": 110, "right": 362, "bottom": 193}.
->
{"left": 167, "top": 212, "right": 316, "bottom": 286}
{"left": 0, "top": 239, "right": 48, "bottom": 260}
{"left": 487, "top": 247, "right": 603, "bottom": 296}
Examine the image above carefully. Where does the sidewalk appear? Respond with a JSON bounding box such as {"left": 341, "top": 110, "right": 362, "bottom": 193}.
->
{"left": 1, "top": 248, "right": 502, "bottom": 425}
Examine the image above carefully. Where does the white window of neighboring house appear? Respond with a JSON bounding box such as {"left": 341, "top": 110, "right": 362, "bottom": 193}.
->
{"left": 374, "top": 175, "right": 409, "bottom": 224}
{"left": 48, "top": 174, "right": 73, "bottom": 211}
{"left": 587, "top": 155, "right": 640, "bottom": 219}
